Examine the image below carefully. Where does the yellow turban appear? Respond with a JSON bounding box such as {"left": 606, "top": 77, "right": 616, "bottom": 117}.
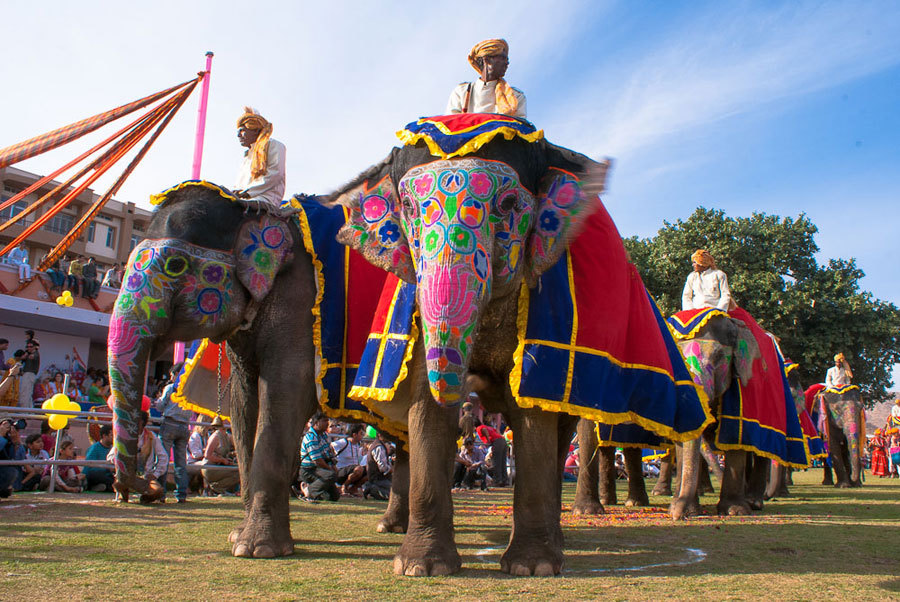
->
{"left": 467, "top": 38, "right": 519, "bottom": 116}
{"left": 691, "top": 249, "right": 717, "bottom": 269}
{"left": 833, "top": 353, "right": 853, "bottom": 379}
{"left": 236, "top": 107, "right": 273, "bottom": 180}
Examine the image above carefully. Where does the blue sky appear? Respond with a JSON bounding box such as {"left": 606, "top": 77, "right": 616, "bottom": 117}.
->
{"left": 3, "top": 1, "right": 898, "bottom": 383}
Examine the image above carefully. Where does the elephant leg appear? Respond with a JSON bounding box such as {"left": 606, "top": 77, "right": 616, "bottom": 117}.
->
{"left": 844, "top": 424, "right": 863, "bottom": 487}
{"left": 652, "top": 455, "right": 674, "bottom": 496}
{"left": 378, "top": 446, "right": 409, "bottom": 533}
{"left": 785, "top": 468, "right": 794, "bottom": 486}
{"left": 822, "top": 461, "right": 834, "bottom": 486}
{"left": 697, "top": 461, "right": 715, "bottom": 495}
{"left": 829, "top": 429, "right": 852, "bottom": 488}
{"left": 394, "top": 372, "right": 461, "bottom": 576}
{"left": 598, "top": 446, "right": 618, "bottom": 506}
{"left": 623, "top": 448, "right": 649, "bottom": 507}
{"left": 718, "top": 450, "right": 751, "bottom": 516}
{"left": 232, "top": 338, "right": 315, "bottom": 559}
{"left": 745, "top": 454, "right": 768, "bottom": 511}
{"left": 701, "top": 444, "right": 724, "bottom": 482}
{"left": 572, "top": 419, "right": 604, "bottom": 515}
{"left": 765, "top": 462, "right": 785, "bottom": 500}
{"left": 228, "top": 352, "right": 258, "bottom": 546}
{"left": 500, "top": 408, "right": 573, "bottom": 576}
{"left": 671, "top": 440, "right": 702, "bottom": 520}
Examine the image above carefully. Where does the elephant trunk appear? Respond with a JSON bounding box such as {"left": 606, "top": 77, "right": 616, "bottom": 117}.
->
{"left": 107, "top": 304, "right": 156, "bottom": 493}
{"left": 417, "top": 251, "right": 489, "bottom": 405}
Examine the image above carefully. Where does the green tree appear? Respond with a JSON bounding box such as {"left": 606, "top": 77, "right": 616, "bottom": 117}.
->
{"left": 624, "top": 207, "right": 900, "bottom": 406}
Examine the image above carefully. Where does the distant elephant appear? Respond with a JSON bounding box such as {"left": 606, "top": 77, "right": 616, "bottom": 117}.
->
{"left": 664, "top": 312, "right": 764, "bottom": 518}
{"left": 329, "top": 133, "right": 612, "bottom": 576}
{"left": 107, "top": 183, "right": 409, "bottom": 558}
{"left": 819, "top": 386, "right": 865, "bottom": 487}
{"left": 572, "top": 419, "right": 649, "bottom": 514}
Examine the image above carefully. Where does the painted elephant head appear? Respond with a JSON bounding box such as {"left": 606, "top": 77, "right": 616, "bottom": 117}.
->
{"left": 820, "top": 387, "right": 865, "bottom": 486}
{"left": 677, "top": 316, "right": 760, "bottom": 402}
{"left": 108, "top": 184, "right": 295, "bottom": 491}
{"left": 333, "top": 140, "right": 609, "bottom": 405}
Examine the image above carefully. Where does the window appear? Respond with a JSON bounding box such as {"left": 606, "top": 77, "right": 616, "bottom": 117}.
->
{"left": 106, "top": 226, "right": 117, "bottom": 248}
{"left": 42, "top": 213, "right": 74, "bottom": 235}
{"left": 87, "top": 222, "right": 96, "bottom": 242}
{"left": 0, "top": 199, "right": 29, "bottom": 221}
{"left": 130, "top": 233, "right": 143, "bottom": 251}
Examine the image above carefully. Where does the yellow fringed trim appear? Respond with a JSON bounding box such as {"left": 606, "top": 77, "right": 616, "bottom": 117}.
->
{"left": 823, "top": 384, "right": 860, "bottom": 394}
{"left": 149, "top": 180, "right": 237, "bottom": 206}
{"left": 395, "top": 126, "right": 544, "bottom": 160}
{"left": 784, "top": 362, "right": 799, "bottom": 376}
{"left": 510, "top": 275, "right": 714, "bottom": 442}
{"left": 667, "top": 309, "right": 730, "bottom": 341}
{"left": 715, "top": 414, "right": 812, "bottom": 468}
{"left": 170, "top": 338, "right": 232, "bottom": 421}
{"left": 713, "top": 441, "right": 810, "bottom": 469}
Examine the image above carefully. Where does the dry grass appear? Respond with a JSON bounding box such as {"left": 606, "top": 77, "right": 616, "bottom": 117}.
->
{"left": 1, "top": 471, "right": 898, "bottom": 600}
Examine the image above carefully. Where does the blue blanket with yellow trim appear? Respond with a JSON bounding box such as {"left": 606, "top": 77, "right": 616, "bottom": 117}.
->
{"left": 396, "top": 113, "right": 544, "bottom": 160}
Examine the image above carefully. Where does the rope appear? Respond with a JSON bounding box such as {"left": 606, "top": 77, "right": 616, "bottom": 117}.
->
{"left": 216, "top": 343, "right": 223, "bottom": 417}
{"left": 0, "top": 77, "right": 197, "bottom": 168}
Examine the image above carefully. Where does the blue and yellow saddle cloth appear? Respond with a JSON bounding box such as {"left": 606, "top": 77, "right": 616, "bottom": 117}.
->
{"left": 823, "top": 383, "right": 859, "bottom": 395}
{"left": 667, "top": 307, "right": 729, "bottom": 340}
{"left": 351, "top": 202, "right": 713, "bottom": 443}
{"left": 396, "top": 113, "right": 544, "bottom": 160}
{"left": 784, "top": 360, "right": 826, "bottom": 459}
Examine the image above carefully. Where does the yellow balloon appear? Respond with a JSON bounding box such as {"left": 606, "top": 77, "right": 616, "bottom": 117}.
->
{"left": 66, "top": 399, "right": 81, "bottom": 413}
{"left": 65, "top": 297, "right": 74, "bottom": 307}
{"left": 56, "top": 296, "right": 65, "bottom": 305}
{"left": 62, "top": 290, "right": 73, "bottom": 299}
{"left": 49, "top": 393, "right": 69, "bottom": 409}
{"left": 48, "top": 413, "right": 68, "bottom": 430}
{"left": 42, "top": 398, "right": 55, "bottom": 411}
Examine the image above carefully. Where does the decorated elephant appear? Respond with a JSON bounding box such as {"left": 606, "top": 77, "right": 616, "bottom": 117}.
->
{"left": 107, "top": 182, "right": 410, "bottom": 557}
{"left": 329, "top": 113, "right": 711, "bottom": 575}
{"left": 817, "top": 384, "right": 865, "bottom": 487}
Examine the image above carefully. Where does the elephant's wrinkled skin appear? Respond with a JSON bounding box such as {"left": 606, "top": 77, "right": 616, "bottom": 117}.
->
{"left": 331, "top": 137, "right": 608, "bottom": 575}
{"left": 107, "top": 187, "right": 409, "bottom": 557}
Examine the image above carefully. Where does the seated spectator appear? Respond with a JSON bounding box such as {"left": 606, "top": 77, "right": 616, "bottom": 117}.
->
{"left": 41, "top": 440, "right": 85, "bottom": 492}
{"left": 298, "top": 412, "right": 340, "bottom": 502}
{"left": 101, "top": 263, "right": 122, "bottom": 288}
{"left": 66, "top": 255, "right": 84, "bottom": 297}
{"left": 48, "top": 371, "right": 66, "bottom": 396}
{"left": 6, "top": 422, "right": 37, "bottom": 491}
{"left": 8, "top": 243, "right": 32, "bottom": 283}
{"left": 476, "top": 418, "right": 509, "bottom": 487}
{"left": 453, "top": 437, "right": 488, "bottom": 491}
{"left": 32, "top": 374, "right": 51, "bottom": 406}
{"left": 362, "top": 430, "right": 392, "bottom": 501}
{"left": 186, "top": 419, "right": 208, "bottom": 493}
{"left": 126, "top": 411, "right": 167, "bottom": 503}
{"left": 24, "top": 433, "right": 49, "bottom": 487}
{"left": 332, "top": 424, "right": 367, "bottom": 496}
{"left": 42, "top": 255, "right": 67, "bottom": 293}
{"left": 0, "top": 418, "right": 22, "bottom": 497}
{"left": 84, "top": 375, "right": 107, "bottom": 405}
{"left": 201, "top": 416, "right": 239, "bottom": 496}
{"left": 40, "top": 420, "right": 56, "bottom": 456}
{"left": 82, "top": 257, "right": 99, "bottom": 299}
{"left": 84, "top": 425, "right": 115, "bottom": 492}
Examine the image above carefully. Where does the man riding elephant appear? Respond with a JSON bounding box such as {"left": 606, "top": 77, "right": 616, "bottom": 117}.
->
{"left": 682, "top": 249, "right": 733, "bottom": 311}
{"left": 446, "top": 38, "right": 527, "bottom": 117}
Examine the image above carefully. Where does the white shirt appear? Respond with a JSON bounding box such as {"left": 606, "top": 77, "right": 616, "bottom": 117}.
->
{"left": 234, "top": 138, "right": 286, "bottom": 206}
{"left": 446, "top": 80, "right": 527, "bottom": 118}
{"left": 187, "top": 431, "right": 206, "bottom": 464}
{"left": 825, "top": 366, "right": 852, "bottom": 388}
{"left": 331, "top": 437, "right": 363, "bottom": 470}
{"left": 682, "top": 268, "right": 733, "bottom": 311}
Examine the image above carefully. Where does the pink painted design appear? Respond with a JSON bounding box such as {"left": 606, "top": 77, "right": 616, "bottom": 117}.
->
{"left": 413, "top": 173, "right": 435, "bottom": 198}
{"left": 108, "top": 315, "right": 142, "bottom": 372}
{"left": 468, "top": 171, "right": 493, "bottom": 199}
{"left": 418, "top": 264, "right": 479, "bottom": 328}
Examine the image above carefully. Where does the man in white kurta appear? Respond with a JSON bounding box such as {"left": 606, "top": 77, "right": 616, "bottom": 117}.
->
{"left": 824, "top": 353, "right": 853, "bottom": 388}
{"left": 446, "top": 38, "right": 527, "bottom": 118}
{"left": 234, "top": 107, "right": 286, "bottom": 207}
{"left": 681, "top": 249, "right": 733, "bottom": 311}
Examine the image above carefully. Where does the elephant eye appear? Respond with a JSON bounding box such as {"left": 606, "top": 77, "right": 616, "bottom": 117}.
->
{"left": 498, "top": 192, "right": 517, "bottom": 214}
{"left": 400, "top": 194, "right": 417, "bottom": 217}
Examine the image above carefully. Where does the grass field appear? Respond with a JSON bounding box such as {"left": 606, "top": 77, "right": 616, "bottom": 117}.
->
{"left": 1, "top": 471, "right": 898, "bottom": 600}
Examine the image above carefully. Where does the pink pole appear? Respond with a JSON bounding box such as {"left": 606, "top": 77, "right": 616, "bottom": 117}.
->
{"left": 175, "top": 51, "right": 214, "bottom": 364}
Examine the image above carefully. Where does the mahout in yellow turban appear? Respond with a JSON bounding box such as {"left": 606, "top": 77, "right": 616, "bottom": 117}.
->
{"left": 236, "top": 106, "right": 273, "bottom": 179}
{"left": 691, "top": 249, "right": 717, "bottom": 270}
{"left": 467, "top": 38, "right": 518, "bottom": 116}
{"left": 833, "top": 353, "right": 853, "bottom": 379}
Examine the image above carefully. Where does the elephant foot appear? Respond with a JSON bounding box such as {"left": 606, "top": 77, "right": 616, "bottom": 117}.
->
{"left": 651, "top": 484, "right": 672, "bottom": 496}
{"left": 697, "top": 483, "right": 715, "bottom": 495}
{"left": 717, "top": 499, "right": 751, "bottom": 516}
{"left": 835, "top": 482, "right": 852, "bottom": 489}
{"left": 377, "top": 518, "right": 408, "bottom": 534}
{"left": 746, "top": 496, "right": 764, "bottom": 511}
{"left": 112, "top": 481, "right": 130, "bottom": 503}
{"left": 393, "top": 542, "right": 461, "bottom": 576}
{"left": 822, "top": 478, "right": 834, "bottom": 486}
{"left": 624, "top": 492, "right": 650, "bottom": 507}
{"left": 571, "top": 498, "right": 605, "bottom": 515}
{"left": 670, "top": 496, "right": 702, "bottom": 520}
{"left": 599, "top": 495, "right": 617, "bottom": 506}
{"left": 231, "top": 513, "right": 294, "bottom": 558}
{"left": 500, "top": 542, "right": 563, "bottom": 576}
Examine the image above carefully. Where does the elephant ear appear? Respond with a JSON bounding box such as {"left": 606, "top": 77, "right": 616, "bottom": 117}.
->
{"left": 333, "top": 154, "right": 415, "bottom": 283}
{"left": 525, "top": 144, "right": 610, "bottom": 282}
{"left": 234, "top": 215, "right": 294, "bottom": 302}
{"left": 732, "top": 320, "right": 760, "bottom": 386}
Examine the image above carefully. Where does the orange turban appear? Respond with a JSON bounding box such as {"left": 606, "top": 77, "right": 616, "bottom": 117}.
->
{"left": 467, "top": 38, "right": 518, "bottom": 116}
{"left": 691, "top": 249, "right": 716, "bottom": 269}
{"left": 236, "top": 107, "right": 273, "bottom": 180}
{"left": 833, "top": 353, "right": 853, "bottom": 379}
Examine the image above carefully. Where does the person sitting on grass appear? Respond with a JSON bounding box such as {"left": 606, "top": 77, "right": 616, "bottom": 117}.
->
{"left": 332, "top": 423, "right": 367, "bottom": 496}
{"left": 201, "top": 416, "right": 240, "bottom": 496}
{"left": 298, "top": 412, "right": 340, "bottom": 502}
{"left": 453, "top": 437, "right": 488, "bottom": 491}
{"left": 24, "top": 433, "right": 49, "bottom": 489}
{"left": 84, "top": 425, "right": 115, "bottom": 492}
{"left": 0, "top": 418, "right": 22, "bottom": 498}
{"left": 41, "top": 440, "right": 85, "bottom": 493}
{"left": 362, "top": 430, "right": 392, "bottom": 501}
